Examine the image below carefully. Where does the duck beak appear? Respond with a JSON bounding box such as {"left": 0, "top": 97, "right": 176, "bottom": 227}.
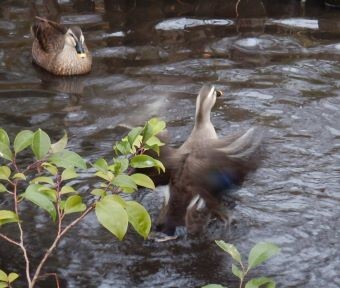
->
{"left": 216, "top": 89, "right": 223, "bottom": 97}
{"left": 75, "top": 41, "right": 86, "bottom": 58}
{"left": 77, "top": 53, "right": 87, "bottom": 58}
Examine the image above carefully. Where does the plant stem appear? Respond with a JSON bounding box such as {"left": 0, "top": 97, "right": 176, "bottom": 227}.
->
{"left": 55, "top": 174, "right": 63, "bottom": 236}
{"left": 22, "top": 160, "right": 43, "bottom": 174}
{"left": 60, "top": 205, "right": 94, "bottom": 238}
{"left": 0, "top": 233, "right": 20, "bottom": 247}
{"left": 29, "top": 234, "right": 59, "bottom": 288}
{"left": 39, "top": 273, "right": 60, "bottom": 288}
{"left": 11, "top": 156, "right": 20, "bottom": 173}
{"left": 239, "top": 266, "right": 250, "bottom": 288}
{"left": 13, "top": 182, "right": 32, "bottom": 287}
{"left": 29, "top": 205, "right": 94, "bottom": 288}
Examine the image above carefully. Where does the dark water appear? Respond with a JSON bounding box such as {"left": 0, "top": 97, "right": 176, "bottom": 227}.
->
{"left": 0, "top": 0, "right": 339, "bottom": 287}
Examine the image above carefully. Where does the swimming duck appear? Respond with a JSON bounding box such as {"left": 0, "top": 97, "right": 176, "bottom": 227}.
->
{"left": 156, "top": 85, "right": 263, "bottom": 236}
{"left": 31, "top": 17, "right": 92, "bottom": 76}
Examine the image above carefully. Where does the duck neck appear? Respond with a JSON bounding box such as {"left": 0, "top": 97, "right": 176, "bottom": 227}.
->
{"left": 194, "top": 110, "right": 212, "bottom": 130}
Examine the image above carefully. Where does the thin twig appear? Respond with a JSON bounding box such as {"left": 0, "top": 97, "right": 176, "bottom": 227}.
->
{"left": 22, "top": 160, "right": 43, "bottom": 174}
{"left": 55, "top": 174, "right": 63, "bottom": 236}
{"left": 60, "top": 205, "right": 94, "bottom": 238}
{"left": 39, "top": 273, "right": 60, "bottom": 288}
{"left": 12, "top": 182, "right": 32, "bottom": 287}
{"left": 11, "top": 157, "right": 20, "bottom": 173}
{"left": 0, "top": 233, "right": 20, "bottom": 247}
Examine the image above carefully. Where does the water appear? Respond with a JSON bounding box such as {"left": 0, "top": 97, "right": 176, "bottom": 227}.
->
{"left": 0, "top": 0, "right": 339, "bottom": 287}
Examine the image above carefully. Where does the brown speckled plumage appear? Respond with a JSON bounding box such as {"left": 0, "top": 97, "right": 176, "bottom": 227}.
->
{"left": 31, "top": 17, "right": 92, "bottom": 76}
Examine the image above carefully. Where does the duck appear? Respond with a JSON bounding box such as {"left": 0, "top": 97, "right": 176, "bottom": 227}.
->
{"left": 155, "top": 85, "right": 263, "bottom": 237}
{"left": 31, "top": 16, "right": 92, "bottom": 76}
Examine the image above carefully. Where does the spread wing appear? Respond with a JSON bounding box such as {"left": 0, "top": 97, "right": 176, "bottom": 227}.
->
{"left": 156, "top": 127, "right": 263, "bottom": 235}
{"left": 192, "top": 127, "right": 263, "bottom": 200}
{"left": 31, "top": 17, "right": 67, "bottom": 53}
{"left": 165, "top": 127, "right": 263, "bottom": 201}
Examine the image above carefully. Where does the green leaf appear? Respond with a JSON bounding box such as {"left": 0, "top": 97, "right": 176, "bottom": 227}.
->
{"left": 0, "top": 166, "right": 11, "bottom": 181}
{"left": 127, "top": 127, "right": 143, "bottom": 147}
{"left": 90, "top": 188, "right": 106, "bottom": 197}
{"left": 39, "top": 188, "right": 57, "bottom": 202}
{"left": 145, "top": 135, "right": 164, "bottom": 147}
{"left": 142, "top": 122, "right": 154, "bottom": 144}
{"left": 41, "top": 162, "right": 58, "bottom": 176}
{"left": 95, "top": 171, "right": 114, "bottom": 182}
{"left": 130, "top": 173, "right": 155, "bottom": 189}
{"left": 248, "top": 243, "right": 280, "bottom": 270}
{"left": 125, "top": 201, "right": 151, "bottom": 239}
{"left": 60, "top": 185, "right": 76, "bottom": 194}
{"left": 64, "top": 195, "right": 86, "bottom": 215}
{"left": 31, "top": 129, "right": 51, "bottom": 160}
{"left": 232, "top": 264, "right": 243, "bottom": 280}
{"left": 201, "top": 285, "right": 226, "bottom": 288}
{"left": 109, "top": 158, "right": 129, "bottom": 175}
{"left": 23, "top": 184, "right": 56, "bottom": 221}
{"left": 7, "top": 273, "right": 19, "bottom": 283}
{"left": 61, "top": 168, "right": 78, "bottom": 181}
{"left": 215, "top": 240, "right": 242, "bottom": 264}
{"left": 114, "top": 139, "right": 132, "bottom": 155}
{"left": 0, "top": 142, "right": 13, "bottom": 161}
{"left": 0, "top": 210, "right": 19, "bottom": 226}
{"left": 30, "top": 176, "right": 54, "bottom": 185}
{"left": 0, "top": 129, "right": 10, "bottom": 146}
{"left": 0, "top": 270, "right": 7, "bottom": 282}
{"left": 0, "top": 282, "right": 8, "bottom": 288}
{"left": 50, "top": 132, "right": 68, "bottom": 154}
{"left": 245, "top": 277, "right": 276, "bottom": 288}
{"left": 146, "top": 144, "right": 160, "bottom": 156}
{"left": 93, "top": 158, "right": 108, "bottom": 172}
{"left": 13, "top": 173, "right": 26, "bottom": 181}
{"left": 0, "top": 183, "right": 7, "bottom": 193}
{"left": 130, "top": 155, "right": 165, "bottom": 172}
{"left": 107, "top": 195, "right": 126, "bottom": 208}
{"left": 14, "top": 130, "right": 33, "bottom": 154}
{"left": 95, "top": 196, "right": 128, "bottom": 240}
{"left": 142, "top": 118, "right": 166, "bottom": 143}
{"left": 112, "top": 174, "right": 137, "bottom": 193}
{"left": 48, "top": 150, "right": 86, "bottom": 169}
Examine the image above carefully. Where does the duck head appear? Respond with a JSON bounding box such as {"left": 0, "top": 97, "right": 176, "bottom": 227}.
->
{"left": 64, "top": 26, "right": 87, "bottom": 58}
{"left": 194, "top": 85, "right": 222, "bottom": 128}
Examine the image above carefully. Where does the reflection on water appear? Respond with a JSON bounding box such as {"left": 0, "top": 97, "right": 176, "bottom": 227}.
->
{"left": 0, "top": 0, "right": 339, "bottom": 287}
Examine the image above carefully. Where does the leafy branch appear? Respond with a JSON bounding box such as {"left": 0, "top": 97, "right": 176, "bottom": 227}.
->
{"left": 203, "top": 241, "right": 280, "bottom": 288}
{"left": 0, "top": 118, "right": 166, "bottom": 288}
{"left": 0, "top": 269, "right": 19, "bottom": 288}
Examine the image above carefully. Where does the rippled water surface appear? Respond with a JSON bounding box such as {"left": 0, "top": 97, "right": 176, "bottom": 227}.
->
{"left": 0, "top": 1, "right": 339, "bottom": 287}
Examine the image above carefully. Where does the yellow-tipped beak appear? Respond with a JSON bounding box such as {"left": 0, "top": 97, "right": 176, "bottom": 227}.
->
{"left": 78, "top": 53, "right": 87, "bottom": 59}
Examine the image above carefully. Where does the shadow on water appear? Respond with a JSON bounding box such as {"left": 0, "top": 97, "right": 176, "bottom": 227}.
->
{"left": 0, "top": 0, "right": 339, "bottom": 287}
